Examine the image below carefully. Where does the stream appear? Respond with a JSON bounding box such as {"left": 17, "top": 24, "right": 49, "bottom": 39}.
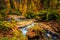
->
{"left": 19, "top": 23, "right": 35, "bottom": 35}
{"left": 19, "top": 23, "right": 59, "bottom": 40}
{"left": 7, "top": 18, "right": 59, "bottom": 40}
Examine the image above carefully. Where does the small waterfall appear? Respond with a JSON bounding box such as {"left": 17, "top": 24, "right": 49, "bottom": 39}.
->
{"left": 20, "top": 23, "right": 35, "bottom": 35}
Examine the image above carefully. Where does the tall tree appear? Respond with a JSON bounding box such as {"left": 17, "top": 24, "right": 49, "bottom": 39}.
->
{"left": 5, "top": 0, "right": 11, "bottom": 9}
{"left": 50, "top": 0, "right": 58, "bottom": 9}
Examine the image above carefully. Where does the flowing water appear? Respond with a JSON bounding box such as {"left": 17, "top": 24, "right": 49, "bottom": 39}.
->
{"left": 19, "top": 23, "right": 59, "bottom": 40}
{"left": 19, "top": 23, "right": 35, "bottom": 35}
{"left": 7, "top": 18, "right": 59, "bottom": 40}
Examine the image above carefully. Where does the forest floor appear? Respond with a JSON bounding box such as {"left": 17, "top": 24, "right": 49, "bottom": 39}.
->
{"left": 38, "top": 20, "right": 60, "bottom": 33}
{"left": 26, "top": 20, "right": 60, "bottom": 40}
{"left": 0, "top": 20, "right": 60, "bottom": 40}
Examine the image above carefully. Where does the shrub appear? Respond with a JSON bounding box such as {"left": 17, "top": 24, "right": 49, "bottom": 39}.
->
{"left": 0, "top": 15, "right": 5, "bottom": 21}
{"left": 3, "top": 37, "right": 8, "bottom": 40}
{"left": 25, "top": 11, "right": 36, "bottom": 19}
{"left": 37, "top": 9, "right": 59, "bottom": 21}
{"left": 9, "top": 9, "right": 22, "bottom": 15}
{"left": 0, "top": 21, "right": 13, "bottom": 33}
{"left": 0, "top": 4, "right": 6, "bottom": 10}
